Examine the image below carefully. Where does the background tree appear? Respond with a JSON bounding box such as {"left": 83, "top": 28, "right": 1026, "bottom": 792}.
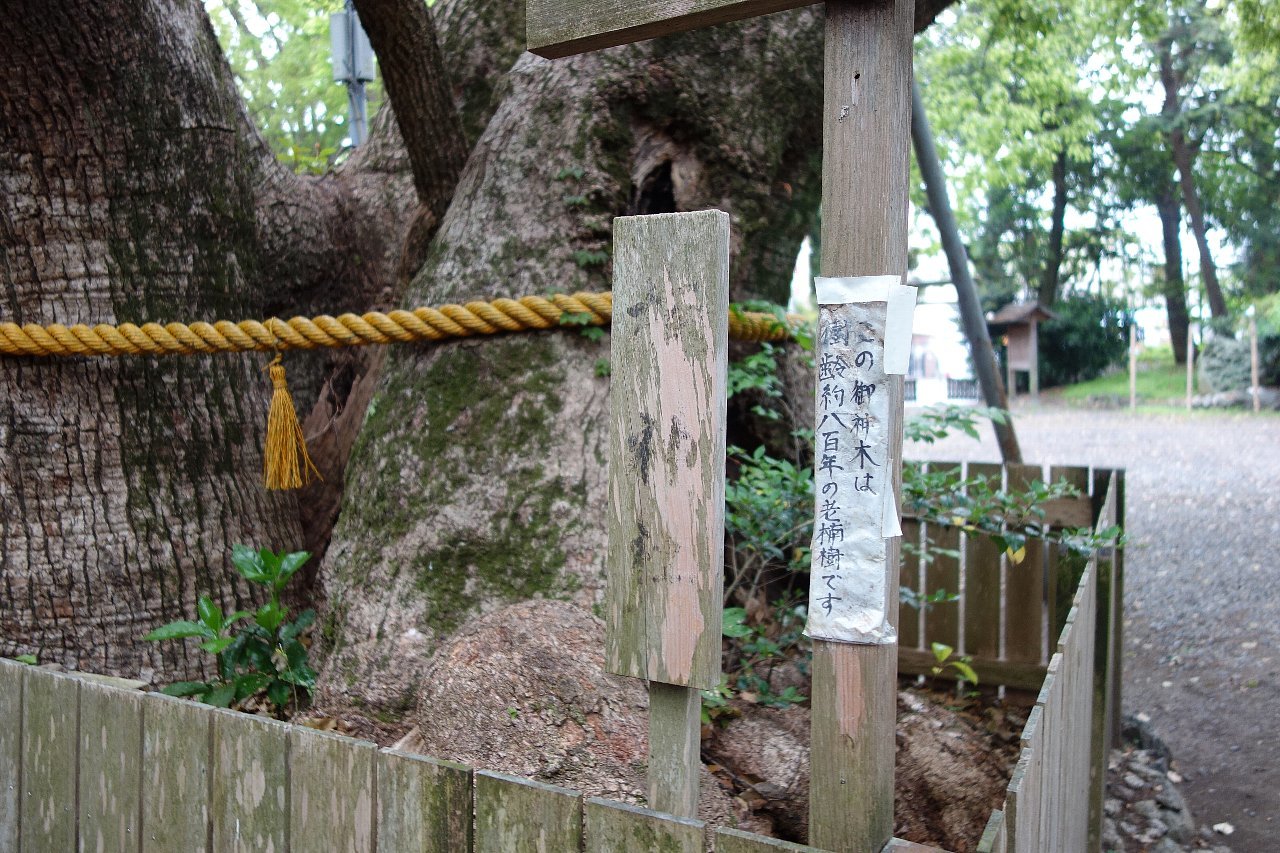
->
{"left": 916, "top": 0, "right": 1110, "bottom": 310}
{"left": 206, "top": 0, "right": 383, "bottom": 171}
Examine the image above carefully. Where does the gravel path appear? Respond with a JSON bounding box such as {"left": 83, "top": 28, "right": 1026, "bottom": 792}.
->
{"left": 905, "top": 401, "right": 1280, "bottom": 851}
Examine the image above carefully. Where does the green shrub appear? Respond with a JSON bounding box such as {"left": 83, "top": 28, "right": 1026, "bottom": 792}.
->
{"left": 1198, "top": 296, "right": 1280, "bottom": 391}
{"left": 145, "top": 545, "right": 316, "bottom": 716}
{"left": 1037, "top": 294, "right": 1132, "bottom": 388}
{"left": 1198, "top": 335, "right": 1253, "bottom": 391}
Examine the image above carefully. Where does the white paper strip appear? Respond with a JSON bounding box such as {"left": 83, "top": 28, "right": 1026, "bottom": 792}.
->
{"left": 814, "top": 276, "right": 917, "bottom": 375}
{"left": 884, "top": 285, "right": 918, "bottom": 375}
{"left": 881, "top": 484, "right": 902, "bottom": 538}
{"left": 804, "top": 299, "right": 898, "bottom": 646}
{"left": 815, "top": 274, "right": 899, "bottom": 305}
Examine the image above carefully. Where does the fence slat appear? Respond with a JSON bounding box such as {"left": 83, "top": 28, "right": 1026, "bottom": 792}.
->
{"left": 1005, "top": 464, "right": 1047, "bottom": 664}
{"left": 583, "top": 797, "right": 702, "bottom": 853}
{"left": 922, "top": 465, "right": 962, "bottom": 652}
{"left": 475, "top": 770, "right": 582, "bottom": 853}
{"left": 290, "top": 727, "right": 375, "bottom": 853}
{"left": 210, "top": 709, "right": 288, "bottom": 853}
{"left": 899, "top": 518, "right": 923, "bottom": 649}
{"left": 1047, "top": 466, "right": 1090, "bottom": 640}
{"left": 976, "top": 809, "right": 1005, "bottom": 853}
{"left": 964, "top": 462, "right": 1004, "bottom": 661}
{"left": 20, "top": 667, "right": 78, "bottom": 853}
{"left": 1088, "top": 469, "right": 1120, "bottom": 853}
{"left": 895, "top": 648, "right": 1046, "bottom": 692}
{"left": 377, "top": 750, "right": 473, "bottom": 853}
{"left": 0, "top": 660, "right": 24, "bottom": 853}
{"left": 141, "top": 693, "right": 211, "bottom": 853}
{"left": 714, "top": 826, "right": 826, "bottom": 851}
{"left": 78, "top": 680, "right": 143, "bottom": 853}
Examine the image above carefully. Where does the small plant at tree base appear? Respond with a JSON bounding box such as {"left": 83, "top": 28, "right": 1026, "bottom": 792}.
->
{"left": 145, "top": 545, "right": 316, "bottom": 717}
{"left": 929, "top": 641, "right": 979, "bottom": 686}
{"left": 702, "top": 604, "right": 810, "bottom": 724}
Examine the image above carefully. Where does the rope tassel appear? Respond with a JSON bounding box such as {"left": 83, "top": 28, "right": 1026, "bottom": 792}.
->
{"left": 264, "top": 355, "right": 320, "bottom": 490}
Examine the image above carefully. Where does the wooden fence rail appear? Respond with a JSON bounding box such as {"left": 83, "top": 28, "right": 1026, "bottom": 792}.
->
{"left": 0, "top": 659, "right": 840, "bottom": 853}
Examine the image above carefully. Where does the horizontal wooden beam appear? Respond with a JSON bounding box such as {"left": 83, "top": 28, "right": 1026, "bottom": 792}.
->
{"left": 897, "top": 647, "right": 1048, "bottom": 693}
{"left": 527, "top": 0, "right": 813, "bottom": 59}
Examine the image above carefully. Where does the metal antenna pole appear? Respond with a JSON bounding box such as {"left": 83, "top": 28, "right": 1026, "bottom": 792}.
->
{"left": 345, "top": 0, "right": 368, "bottom": 146}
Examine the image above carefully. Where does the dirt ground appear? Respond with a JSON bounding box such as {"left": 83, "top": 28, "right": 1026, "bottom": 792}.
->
{"left": 907, "top": 400, "right": 1280, "bottom": 852}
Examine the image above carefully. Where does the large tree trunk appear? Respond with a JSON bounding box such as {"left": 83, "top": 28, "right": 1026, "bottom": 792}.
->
{"left": 0, "top": 0, "right": 413, "bottom": 676}
{"left": 314, "top": 2, "right": 828, "bottom": 713}
{"left": 1037, "top": 148, "right": 1069, "bottom": 306}
{"left": 1158, "top": 41, "right": 1227, "bottom": 318}
{"left": 315, "top": 0, "right": 956, "bottom": 716}
{"left": 1156, "top": 185, "right": 1191, "bottom": 365}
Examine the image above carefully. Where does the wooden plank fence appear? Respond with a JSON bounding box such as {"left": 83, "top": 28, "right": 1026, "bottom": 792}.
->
{"left": 897, "top": 460, "right": 1123, "bottom": 699}
{"left": 977, "top": 470, "right": 1123, "bottom": 853}
{"left": 0, "top": 466, "right": 1122, "bottom": 853}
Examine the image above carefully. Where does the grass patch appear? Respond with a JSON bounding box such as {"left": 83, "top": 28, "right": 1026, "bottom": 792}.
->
{"left": 1059, "top": 350, "right": 1187, "bottom": 404}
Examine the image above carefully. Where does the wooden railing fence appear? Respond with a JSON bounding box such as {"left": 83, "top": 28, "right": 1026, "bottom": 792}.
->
{"left": 977, "top": 468, "right": 1123, "bottom": 853}
{"left": 897, "top": 462, "right": 1123, "bottom": 698}
{"left": 0, "top": 661, "right": 824, "bottom": 853}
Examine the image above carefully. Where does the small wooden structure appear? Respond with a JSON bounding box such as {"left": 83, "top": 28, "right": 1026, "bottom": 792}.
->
{"left": 988, "top": 302, "right": 1055, "bottom": 397}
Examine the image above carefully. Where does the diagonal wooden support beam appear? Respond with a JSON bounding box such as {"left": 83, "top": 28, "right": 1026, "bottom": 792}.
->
{"left": 527, "top": 0, "right": 813, "bottom": 58}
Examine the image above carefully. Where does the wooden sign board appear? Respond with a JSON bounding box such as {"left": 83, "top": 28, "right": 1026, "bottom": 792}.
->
{"left": 527, "top": 0, "right": 812, "bottom": 58}
{"left": 606, "top": 211, "right": 728, "bottom": 692}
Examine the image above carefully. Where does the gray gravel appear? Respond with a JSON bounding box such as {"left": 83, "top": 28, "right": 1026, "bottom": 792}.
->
{"left": 906, "top": 401, "right": 1280, "bottom": 852}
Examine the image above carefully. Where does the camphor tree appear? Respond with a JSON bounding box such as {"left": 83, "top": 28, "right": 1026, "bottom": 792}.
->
{"left": 0, "top": 0, "right": 953, "bottom": 713}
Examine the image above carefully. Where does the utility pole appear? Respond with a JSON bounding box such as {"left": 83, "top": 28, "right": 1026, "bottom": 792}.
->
{"left": 330, "top": 0, "right": 375, "bottom": 146}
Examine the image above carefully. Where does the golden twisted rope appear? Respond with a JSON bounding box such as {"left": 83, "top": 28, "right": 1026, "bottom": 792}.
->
{"left": 0, "top": 291, "right": 797, "bottom": 358}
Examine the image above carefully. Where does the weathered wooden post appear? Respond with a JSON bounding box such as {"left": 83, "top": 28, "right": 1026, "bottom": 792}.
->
{"left": 528, "top": 3, "right": 917, "bottom": 847}
{"left": 1129, "top": 321, "right": 1138, "bottom": 411}
{"left": 806, "top": 6, "right": 914, "bottom": 849}
{"left": 607, "top": 210, "right": 729, "bottom": 818}
{"left": 1186, "top": 323, "right": 1195, "bottom": 410}
{"left": 1249, "top": 308, "right": 1261, "bottom": 413}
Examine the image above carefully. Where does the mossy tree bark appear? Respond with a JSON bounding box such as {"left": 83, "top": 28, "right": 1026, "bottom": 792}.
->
{"left": 0, "top": 0, "right": 416, "bottom": 676}
{"left": 315, "top": 0, "right": 950, "bottom": 714}
{"left": 1, "top": 0, "right": 953, "bottom": 697}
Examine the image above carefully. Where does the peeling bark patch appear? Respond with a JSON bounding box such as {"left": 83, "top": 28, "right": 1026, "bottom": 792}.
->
{"left": 631, "top": 522, "right": 650, "bottom": 569}
{"left": 628, "top": 413, "right": 656, "bottom": 485}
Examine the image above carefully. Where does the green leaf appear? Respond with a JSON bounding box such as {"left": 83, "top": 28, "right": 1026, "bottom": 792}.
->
{"left": 199, "top": 637, "right": 235, "bottom": 655}
{"left": 266, "top": 679, "right": 292, "bottom": 709}
{"left": 722, "top": 607, "right": 753, "bottom": 638}
{"left": 197, "top": 596, "right": 223, "bottom": 631}
{"left": 280, "top": 609, "right": 315, "bottom": 643}
{"left": 234, "top": 672, "right": 273, "bottom": 701}
{"left": 951, "top": 660, "right": 980, "bottom": 685}
{"left": 144, "top": 621, "right": 213, "bottom": 642}
{"left": 205, "top": 683, "right": 236, "bottom": 708}
{"left": 161, "top": 681, "right": 211, "bottom": 698}
{"left": 224, "top": 610, "right": 252, "bottom": 628}
{"left": 231, "top": 544, "right": 270, "bottom": 584}
{"left": 277, "top": 550, "right": 311, "bottom": 584}
{"left": 255, "top": 601, "right": 286, "bottom": 634}
{"left": 931, "top": 641, "right": 954, "bottom": 664}
{"left": 259, "top": 547, "right": 283, "bottom": 579}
